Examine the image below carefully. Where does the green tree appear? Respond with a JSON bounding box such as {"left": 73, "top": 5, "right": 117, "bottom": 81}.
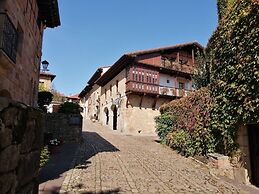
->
{"left": 38, "top": 91, "right": 53, "bottom": 112}
{"left": 58, "top": 102, "right": 82, "bottom": 114}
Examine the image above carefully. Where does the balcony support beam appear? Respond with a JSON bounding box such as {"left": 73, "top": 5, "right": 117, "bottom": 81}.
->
{"left": 152, "top": 95, "right": 159, "bottom": 110}
{"left": 139, "top": 93, "right": 145, "bottom": 109}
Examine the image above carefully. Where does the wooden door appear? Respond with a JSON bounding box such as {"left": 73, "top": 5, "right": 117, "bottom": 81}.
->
{"left": 248, "top": 124, "right": 259, "bottom": 187}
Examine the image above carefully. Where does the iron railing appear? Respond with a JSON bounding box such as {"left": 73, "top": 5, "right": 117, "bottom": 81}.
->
{"left": 0, "top": 13, "right": 18, "bottom": 63}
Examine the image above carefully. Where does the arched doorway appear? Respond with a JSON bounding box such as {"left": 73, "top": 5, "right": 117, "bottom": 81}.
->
{"left": 112, "top": 106, "right": 117, "bottom": 130}
{"left": 104, "top": 107, "right": 109, "bottom": 125}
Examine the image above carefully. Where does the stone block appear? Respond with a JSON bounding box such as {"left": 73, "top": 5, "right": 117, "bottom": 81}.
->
{"left": 0, "top": 125, "right": 12, "bottom": 150}
{"left": 0, "top": 172, "right": 16, "bottom": 194}
{"left": 233, "top": 167, "right": 251, "bottom": 184}
{"left": 0, "top": 106, "right": 27, "bottom": 144}
{"left": 0, "top": 145, "right": 19, "bottom": 173}
{"left": 17, "top": 151, "right": 40, "bottom": 187}
{"left": 20, "top": 122, "right": 35, "bottom": 153}
{"left": 208, "top": 153, "right": 231, "bottom": 169}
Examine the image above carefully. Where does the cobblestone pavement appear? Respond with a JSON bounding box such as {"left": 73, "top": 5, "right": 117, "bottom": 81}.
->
{"left": 60, "top": 121, "right": 258, "bottom": 194}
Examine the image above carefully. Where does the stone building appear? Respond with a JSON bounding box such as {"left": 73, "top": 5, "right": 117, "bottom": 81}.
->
{"left": 39, "top": 71, "right": 56, "bottom": 91}
{"left": 0, "top": 0, "right": 60, "bottom": 106}
{"left": 80, "top": 66, "right": 110, "bottom": 123}
{"left": 80, "top": 42, "right": 203, "bottom": 135}
{"left": 0, "top": 1, "right": 60, "bottom": 194}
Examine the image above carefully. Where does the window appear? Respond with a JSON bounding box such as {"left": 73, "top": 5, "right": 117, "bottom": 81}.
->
{"left": 179, "top": 82, "right": 185, "bottom": 89}
{"left": 105, "top": 89, "right": 107, "bottom": 99}
{"left": 110, "top": 85, "right": 112, "bottom": 96}
{"left": 167, "top": 79, "right": 170, "bottom": 84}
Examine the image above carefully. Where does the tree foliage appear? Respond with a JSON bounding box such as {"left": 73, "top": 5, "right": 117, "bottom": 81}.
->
{"left": 38, "top": 91, "right": 53, "bottom": 112}
{"left": 192, "top": 51, "right": 211, "bottom": 89}
{"left": 58, "top": 102, "right": 82, "bottom": 114}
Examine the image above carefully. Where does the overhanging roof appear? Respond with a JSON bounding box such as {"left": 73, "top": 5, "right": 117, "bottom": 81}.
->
{"left": 79, "top": 85, "right": 92, "bottom": 98}
{"left": 126, "top": 41, "right": 204, "bottom": 56}
{"left": 37, "top": 0, "right": 61, "bottom": 28}
{"left": 96, "top": 55, "right": 135, "bottom": 86}
{"left": 40, "top": 71, "right": 56, "bottom": 81}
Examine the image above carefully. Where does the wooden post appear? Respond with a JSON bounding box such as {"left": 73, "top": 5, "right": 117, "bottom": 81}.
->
{"left": 177, "top": 52, "right": 180, "bottom": 63}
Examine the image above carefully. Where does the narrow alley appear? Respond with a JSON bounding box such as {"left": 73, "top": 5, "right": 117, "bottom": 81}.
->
{"left": 59, "top": 121, "right": 258, "bottom": 194}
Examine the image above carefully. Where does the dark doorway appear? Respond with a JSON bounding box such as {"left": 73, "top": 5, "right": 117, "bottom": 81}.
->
{"left": 248, "top": 124, "right": 259, "bottom": 187}
{"left": 113, "top": 106, "right": 117, "bottom": 130}
{"left": 106, "top": 109, "right": 109, "bottom": 125}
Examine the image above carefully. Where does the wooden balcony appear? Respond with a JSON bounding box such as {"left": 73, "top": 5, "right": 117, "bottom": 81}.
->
{"left": 126, "top": 81, "right": 159, "bottom": 95}
{"left": 126, "top": 81, "right": 191, "bottom": 98}
{"left": 159, "top": 86, "right": 191, "bottom": 97}
{"left": 160, "top": 58, "right": 195, "bottom": 75}
{"left": 0, "top": 13, "right": 18, "bottom": 73}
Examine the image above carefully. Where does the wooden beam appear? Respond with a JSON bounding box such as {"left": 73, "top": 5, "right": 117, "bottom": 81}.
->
{"left": 177, "top": 52, "right": 180, "bottom": 63}
{"left": 139, "top": 93, "right": 145, "bottom": 109}
{"left": 152, "top": 95, "right": 159, "bottom": 110}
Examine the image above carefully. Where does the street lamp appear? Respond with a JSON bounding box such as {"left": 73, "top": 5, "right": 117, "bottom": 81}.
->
{"left": 41, "top": 60, "right": 49, "bottom": 72}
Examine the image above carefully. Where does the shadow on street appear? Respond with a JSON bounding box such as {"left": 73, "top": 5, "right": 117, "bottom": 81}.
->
{"left": 38, "top": 131, "right": 119, "bottom": 193}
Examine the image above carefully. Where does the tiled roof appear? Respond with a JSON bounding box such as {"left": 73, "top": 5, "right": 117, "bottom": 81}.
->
{"left": 126, "top": 41, "right": 204, "bottom": 56}
{"left": 40, "top": 71, "right": 56, "bottom": 81}
{"left": 67, "top": 94, "right": 80, "bottom": 100}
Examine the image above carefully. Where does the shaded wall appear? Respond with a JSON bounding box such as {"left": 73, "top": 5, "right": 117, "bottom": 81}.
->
{"left": 45, "top": 113, "right": 82, "bottom": 143}
{"left": 0, "top": 100, "right": 44, "bottom": 194}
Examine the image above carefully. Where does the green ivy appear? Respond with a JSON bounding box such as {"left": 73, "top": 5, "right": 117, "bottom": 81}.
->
{"left": 207, "top": 0, "right": 259, "bottom": 155}
{"left": 155, "top": 113, "right": 176, "bottom": 144}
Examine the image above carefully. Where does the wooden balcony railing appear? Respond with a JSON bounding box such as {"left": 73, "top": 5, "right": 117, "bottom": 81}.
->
{"left": 159, "top": 86, "right": 191, "bottom": 97}
{"left": 126, "top": 81, "right": 159, "bottom": 94}
{"left": 0, "top": 13, "right": 18, "bottom": 63}
{"left": 161, "top": 59, "right": 194, "bottom": 74}
{"left": 126, "top": 81, "right": 192, "bottom": 98}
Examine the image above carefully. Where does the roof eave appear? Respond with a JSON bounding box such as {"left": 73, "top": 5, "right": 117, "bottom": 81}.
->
{"left": 37, "top": 0, "right": 61, "bottom": 28}
{"left": 96, "top": 55, "right": 134, "bottom": 86}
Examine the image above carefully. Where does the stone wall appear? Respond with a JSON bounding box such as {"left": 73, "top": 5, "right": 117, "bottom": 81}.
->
{"left": 45, "top": 113, "right": 82, "bottom": 143}
{"left": 0, "top": 100, "right": 44, "bottom": 194}
{"left": 0, "top": 0, "right": 44, "bottom": 106}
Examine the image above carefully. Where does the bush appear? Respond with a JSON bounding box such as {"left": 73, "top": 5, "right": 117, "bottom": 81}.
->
{"left": 155, "top": 113, "right": 176, "bottom": 144}
{"left": 157, "top": 88, "right": 216, "bottom": 157}
{"left": 58, "top": 102, "right": 82, "bottom": 114}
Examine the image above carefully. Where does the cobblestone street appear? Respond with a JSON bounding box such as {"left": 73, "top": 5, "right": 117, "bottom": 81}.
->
{"left": 60, "top": 121, "right": 258, "bottom": 194}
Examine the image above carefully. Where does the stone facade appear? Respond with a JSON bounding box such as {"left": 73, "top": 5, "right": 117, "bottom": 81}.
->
{"left": 45, "top": 113, "right": 82, "bottom": 143}
{"left": 0, "top": 0, "right": 60, "bottom": 106}
{"left": 0, "top": 98, "right": 44, "bottom": 194}
{"left": 39, "top": 72, "right": 56, "bottom": 91}
{"left": 80, "top": 42, "right": 203, "bottom": 135}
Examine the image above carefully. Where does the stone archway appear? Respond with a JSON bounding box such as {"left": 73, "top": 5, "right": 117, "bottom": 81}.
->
{"left": 104, "top": 107, "right": 109, "bottom": 125}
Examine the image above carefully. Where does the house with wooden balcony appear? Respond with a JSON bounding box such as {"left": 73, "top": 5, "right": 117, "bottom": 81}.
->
{"left": 0, "top": 0, "right": 60, "bottom": 106}
{"left": 80, "top": 42, "right": 204, "bottom": 134}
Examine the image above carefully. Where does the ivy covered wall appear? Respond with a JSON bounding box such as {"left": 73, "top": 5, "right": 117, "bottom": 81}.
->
{"left": 207, "top": 0, "right": 259, "bottom": 155}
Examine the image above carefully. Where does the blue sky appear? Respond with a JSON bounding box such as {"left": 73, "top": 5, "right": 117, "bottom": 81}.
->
{"left": 42, "top": 0, "right": 218, "bottom": 95}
